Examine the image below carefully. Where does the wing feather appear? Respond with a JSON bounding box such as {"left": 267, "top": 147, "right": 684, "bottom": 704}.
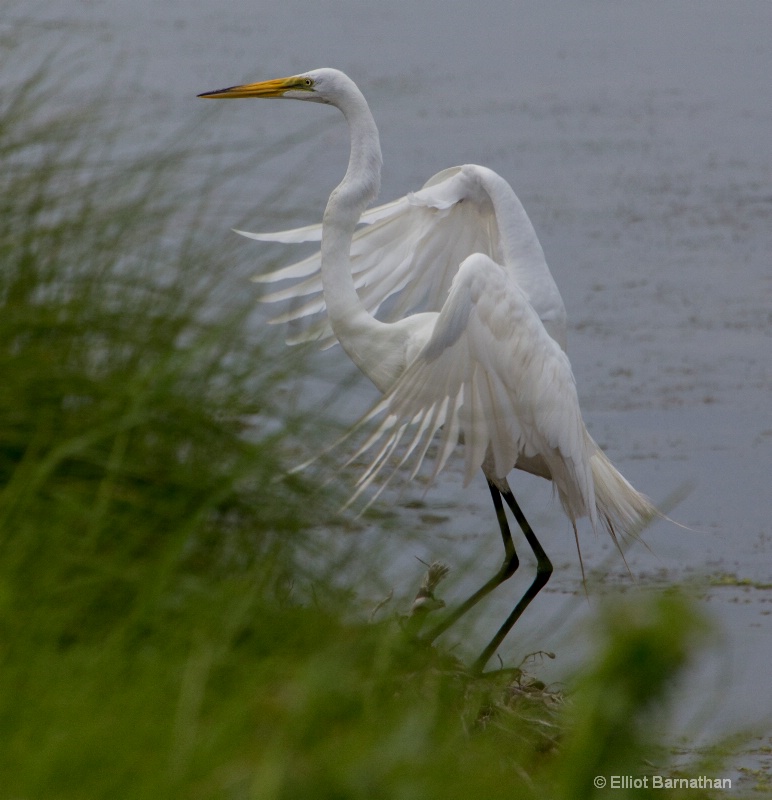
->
{"left": 242, "top": 166, "right": 502, "bottom": 347}
{"left": 350, "top": 253, "right": 596, "bottom": 526}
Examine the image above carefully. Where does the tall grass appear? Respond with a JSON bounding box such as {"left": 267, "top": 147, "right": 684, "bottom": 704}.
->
{"left": 0, "top": 48, "right": 728, "bottom": 799}
{"left": 0, "top": 46, "right": 336, "bottom": 796}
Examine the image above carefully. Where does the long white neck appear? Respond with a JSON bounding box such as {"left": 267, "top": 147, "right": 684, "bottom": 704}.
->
{"left": 320, "top": 81, "right": 399, "bottom": 390}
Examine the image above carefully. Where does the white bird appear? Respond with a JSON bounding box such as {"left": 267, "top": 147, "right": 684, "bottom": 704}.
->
{"left": 199, "top": 69, "right": 656, "bottom": 671}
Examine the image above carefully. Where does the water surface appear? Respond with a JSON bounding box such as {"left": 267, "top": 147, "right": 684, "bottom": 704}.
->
{"left": 14, "top": 0, "right": 772, "bottom": 777}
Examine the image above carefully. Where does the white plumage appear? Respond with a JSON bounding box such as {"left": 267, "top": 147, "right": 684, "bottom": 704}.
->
{"left": 199, "top": 68, "right": 656, "bottom": 669}
{"left": 347, "top": 254, "right": 592, "bottom": 521}
{"left": 242, "top": 163, "right": 568, "bottom": 352}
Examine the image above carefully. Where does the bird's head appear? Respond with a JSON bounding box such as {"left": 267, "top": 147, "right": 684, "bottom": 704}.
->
{"left": 198, "top": 68, "right": 353, "bottom": 106}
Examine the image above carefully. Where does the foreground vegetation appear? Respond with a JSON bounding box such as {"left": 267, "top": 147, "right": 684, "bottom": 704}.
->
{"left": 0, "top": 50, "right": 733, "bottom": 799}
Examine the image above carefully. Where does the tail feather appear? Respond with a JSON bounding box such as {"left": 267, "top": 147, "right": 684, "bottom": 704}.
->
{"left": 589, "top": 445, "right": 658, "bottom": 545}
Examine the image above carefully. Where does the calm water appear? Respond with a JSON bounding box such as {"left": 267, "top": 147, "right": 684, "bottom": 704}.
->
{"left": 14, "top": 0, "right": 772, "bottom": 772}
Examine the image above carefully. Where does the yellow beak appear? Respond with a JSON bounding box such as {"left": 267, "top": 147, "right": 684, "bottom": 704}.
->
{"left": 197, "top": 76, "right": 309, "bottom": 99}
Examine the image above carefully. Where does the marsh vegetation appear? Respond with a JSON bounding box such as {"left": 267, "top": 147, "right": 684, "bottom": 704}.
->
{"left": 0, "top": 49, "right": 745, "bottom": 799}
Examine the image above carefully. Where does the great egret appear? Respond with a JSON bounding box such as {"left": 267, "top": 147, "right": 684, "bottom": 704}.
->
{"left": 199, "top": 69, "right": 656, "bottom": 671}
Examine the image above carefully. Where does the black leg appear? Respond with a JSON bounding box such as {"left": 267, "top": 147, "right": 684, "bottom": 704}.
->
{"left": 472, "top": 486, "right": 553, "bottom": 673}
{"left": 424, "top": 478, "right": 520, "bottom": 643}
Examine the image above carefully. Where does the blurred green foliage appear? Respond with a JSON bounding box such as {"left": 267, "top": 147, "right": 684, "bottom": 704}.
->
{"left": 0, "top": 45, "right": 729, "bottom": 800}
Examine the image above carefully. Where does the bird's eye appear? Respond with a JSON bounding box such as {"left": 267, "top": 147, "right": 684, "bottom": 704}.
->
{"left": 303, "top": 78, "right": 313, "bottom": 87}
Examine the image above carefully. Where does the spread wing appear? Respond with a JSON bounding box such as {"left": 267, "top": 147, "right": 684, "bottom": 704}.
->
{"left": 239, "top": 165, "right": 566, "bottom": 349}
{"left": 345, "top": 253, "right": 596, "bottom": 529}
